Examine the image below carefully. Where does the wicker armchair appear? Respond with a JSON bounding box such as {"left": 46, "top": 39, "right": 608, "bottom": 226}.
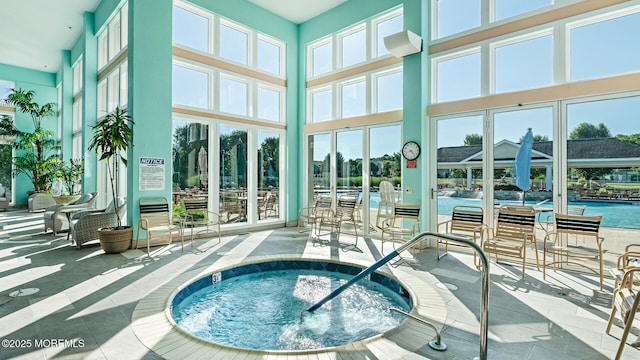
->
{"left": 70, "top": 197, "right": 127, "bottom": 249}
{"left": 0, "top": 186, "right": 10, "bottom": 211}
{"left": 43, "top": 192, "right": 99, "bottom": 235}
{"left": 28, "top": 193, "right": 55, "bottom": 212}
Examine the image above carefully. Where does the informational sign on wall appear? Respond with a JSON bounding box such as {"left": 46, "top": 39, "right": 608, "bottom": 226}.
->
{"left": 139, "top": 157, "right": 165, "bottom": 191}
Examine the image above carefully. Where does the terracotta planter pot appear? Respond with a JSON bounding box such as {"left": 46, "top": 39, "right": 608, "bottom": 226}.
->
{"left": 99, "top": 226, "right": 133, "bottom": 254}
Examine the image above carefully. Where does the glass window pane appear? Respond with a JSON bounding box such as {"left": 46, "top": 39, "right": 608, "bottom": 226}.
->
{"left": 494, "top": 0, "right": 552, "bottom": 22}
{"left": 0, "top": 141, "right": 12, "bottom": 192}
{"left": 495, "top": 35, "right": 553, "bottom": 93}
{"left": 0, "top": 81, "right": 14, "bottom": 105}
{"left": 120, "top": 2, "right": 128, "bottom": 48}
{"left": 107, "top": 71, "right": 120, "bottom": 113}
{"left": 108, "top": 13, "right": 121, "bottom": 59}
{"left": 377, "top": 14, "right": 403, "bottom": 57}
{"left": 257, "top": 87, "right": 280, "bottom": 121}
{"left": 342, "top": 29, "right": 366, "bottom": 68}
{"left": 172, "top": 120, "right": 209, "bottom": 207}
{"left": 258, "top": 38, "right": 280, "bottom": 76}
{"left": 219, "top": 23, "right": 248, "bottom": 65}
{"left": 119, "top": 62, "right": 128, "bottom": 108}
{"left": 336, "top": 129, "right": 363, "bottom": 196}
{"left": 377, "top": 70, "right": 403, "bottom": 112}
{"left": 308, "top": 133, "right": 331, "bottom": 203}
{"left": 567, "top": 96, "right": 640, "bottom": 229}
{"left": 436, "top": 52, "right": 481, "bottom": 102}
{"left": 258, "top": 131, "right": 280, "bottom": 220}
{"left": 220, "top": 126, "right": 248, "bottom": 224}
{"left": 173, "top": 5, "right": 209, "bottom": 52}
{"left": 436, "top": 0, "right": 480, "bottom": 39}
{"left": 370, "top": 125, "right": 401, "bottom": 228}
{"left": 437, "top": 115, "right": 484, "bottom": 219}
{"left": 72, "top": 100, "right": 81, "bottom": 130}
{"left": 570, "top": 12, "right": 640, "bottom": 81}
{"left": 97, "top": 80, "right": 107, "bottom": 118}
{"left": 98, "top": 32, "right": 108, "bottom": 69}
{"left": 172, "top": 65, "right": 209, "bottom": 109}
{"left": 312, "top": 88, "right": 332, "bottom": 122}
{"left": 312, "top": 41, "right": 332, "bottom": 77}
{"left": 219, "top": 76, "right": 247, "bottom": 116}
{"left": 493, "top": 107, "right": 554, "bottom": 207}
{"left": 342, "top": 80, "right": 366, "bottom": 118}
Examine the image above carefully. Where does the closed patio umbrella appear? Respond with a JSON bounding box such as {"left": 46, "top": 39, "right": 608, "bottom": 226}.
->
{"left": 515, "top": 128, "right": 534, "bottom": 205}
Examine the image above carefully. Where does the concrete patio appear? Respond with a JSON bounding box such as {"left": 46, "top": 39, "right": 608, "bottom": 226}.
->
{"left": 1, "top": 208, "right": 638, "bottom": 359}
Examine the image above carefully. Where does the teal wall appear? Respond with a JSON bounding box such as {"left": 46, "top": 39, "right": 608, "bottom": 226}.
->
{"left": 127, "top": 0, "right": 174, "bottom": 239}
{"left": 0, "top": 65, "right": 57, "bottom": 204}
{"left": 401, "top": 0, "right": 430, "bottom": 227}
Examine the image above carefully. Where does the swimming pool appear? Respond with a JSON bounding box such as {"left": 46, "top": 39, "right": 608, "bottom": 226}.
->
{"left": 169, "top": 260, "right": 412, "bottom": 351}
{"left": 367, "top": 192, "right": 640, "bottom": 229}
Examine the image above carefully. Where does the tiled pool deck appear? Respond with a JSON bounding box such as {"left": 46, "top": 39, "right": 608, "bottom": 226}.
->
{"left": 1, "top": 208, "right": 639, "bottom": 359}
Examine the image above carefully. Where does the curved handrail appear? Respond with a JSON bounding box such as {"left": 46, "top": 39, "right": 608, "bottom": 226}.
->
{"left": 424, "top": 231, "right": 490, "bottom": 360}
{"left": 306, "top": 231, "right": 490, "bottom": 360}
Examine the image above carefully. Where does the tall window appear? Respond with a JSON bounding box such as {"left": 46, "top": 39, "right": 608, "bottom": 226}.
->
{"left": 171, "top": 2, "right": 287, "bottom": 228}
{"left": 308, "top": 7, "right": 403, "bottom": 78}
{"left": 172, "top": 1, "right": 285, "bottom": 79}
{"left": 97, "top": 2, "right": 128, "bottom": 70}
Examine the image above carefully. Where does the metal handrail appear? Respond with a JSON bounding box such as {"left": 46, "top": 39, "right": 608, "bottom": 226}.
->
{"left": 306, "top": 231, "right": 490, "bottom": 360}
{"left": 390, "top": 307, "right": 447, "bottom": 351}
{"left": 413, "top": 231, "right": 490, "bottom": 360}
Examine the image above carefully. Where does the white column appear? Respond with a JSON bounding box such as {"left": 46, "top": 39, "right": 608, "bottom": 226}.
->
{"left": 467, "top": 166, "right": 473, "bottom": 189}
{"left": 546, "top": 165, "right": 552, "bottom": 191}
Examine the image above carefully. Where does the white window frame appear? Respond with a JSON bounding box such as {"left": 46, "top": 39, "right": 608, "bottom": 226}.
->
{"left": 218, "top": 72, "right": 250, "bottom": 117}
{"left": 256, "top": 83, "right": 283, "bottom": 122}
{"left": 173, "top": 0, "right": 213, "bottom": 53}
{"left": 339, "top": 76, "right": 368, "bottom": 119}
{"left": 372, "top": 65, "right": 403, "bottom": 113}
{"left": 432, "top": 47, "right": 482, "bottom": 103}
{"left": 338, "top": 23, "right": 368, "bottom": 69}
{"left": 72, "top": 58, "right": 83, "bottom": 95}
{"left": 371, "top": 7, "right": 404, "bottom": 58}
{"left": 308, "top": 85, "right": 334, "bottom": 123}
{"left": 256, "top": 33, "right": 285, "bottom": 78}
{"left": 308, "top": 37, "right": 334, "bottom": 79}
{"left": 489, "top": 28, "right": 554, "bottom": 94}
{"left": 565, "top": 4, "right": 640, "bottom": 82}
{"left": 97, "top": 31, "right": 108, "bottom": 70}
{"left": 218, "top": 18, "right": 251, "bottom": 66}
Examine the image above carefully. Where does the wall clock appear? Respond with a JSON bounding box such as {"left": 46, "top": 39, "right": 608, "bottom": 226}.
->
{"left": 402, "top": 141, "right": 421, "bottom": 160}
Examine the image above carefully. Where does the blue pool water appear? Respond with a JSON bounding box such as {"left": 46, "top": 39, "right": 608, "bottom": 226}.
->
{"left": 170, "top": 261, "right": 411, "bottom": 351}
{"left": 367, "top": 193, "right": 640, "bottom": 229}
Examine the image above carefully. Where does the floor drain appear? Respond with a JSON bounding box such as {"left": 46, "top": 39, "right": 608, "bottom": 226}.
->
{"left": 435, "top": 282, "right": 458, "bottom": 291}
{"left": 9, "top": 288, "right": 40, "bottom": 297}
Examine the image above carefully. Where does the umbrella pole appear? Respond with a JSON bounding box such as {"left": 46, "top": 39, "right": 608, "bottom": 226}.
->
{"left": 522, "top": 190, "right": 526, "bottom": 206}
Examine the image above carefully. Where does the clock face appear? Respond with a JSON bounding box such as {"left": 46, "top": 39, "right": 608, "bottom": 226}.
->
{"left": 402, "top": 141, "right": 420, "bottom": 160}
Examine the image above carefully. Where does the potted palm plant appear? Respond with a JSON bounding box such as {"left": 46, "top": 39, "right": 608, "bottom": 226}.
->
{"left": 88, "top": 106, "right": 134, "bottom": 253}
{"left": 0, "top": 89, "right": 59, "bottom": 193}
{"left": 53, "top": 159, "right": 84, "bottom": 203}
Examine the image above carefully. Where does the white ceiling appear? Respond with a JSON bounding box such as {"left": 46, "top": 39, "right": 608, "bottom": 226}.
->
{"left": 249, "top": 0, "right": 347, "bottom": 24}
{"left": 0, "top": 0, "right": 345, "bottom": 75}
{"left": 0, "top": 0, "right": 101, "bottom": 73}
